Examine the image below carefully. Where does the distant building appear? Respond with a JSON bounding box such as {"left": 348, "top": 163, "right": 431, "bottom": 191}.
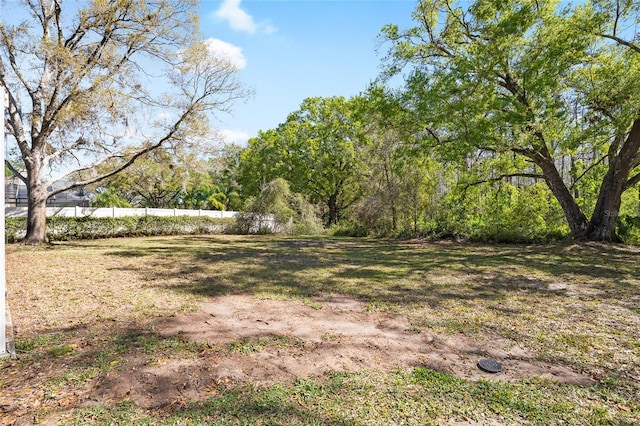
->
{"left": 5, "top": 177, "right": 91, "bottom": 207}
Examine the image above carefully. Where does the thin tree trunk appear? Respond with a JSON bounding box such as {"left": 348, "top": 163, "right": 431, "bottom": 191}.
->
{"left": 391, "top": 205, "right": 398, "bottom": 232}
{"left": 327, "top": 192, "right": 339, "bottom": 226}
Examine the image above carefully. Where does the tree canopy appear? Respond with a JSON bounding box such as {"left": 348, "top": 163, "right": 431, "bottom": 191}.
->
{"left": 380, "top": 0, "right": 640, "bottom": 241}
{"left": 1, "top": 0, "right": 249, "bottom": 244}
{"left": 93, "top": 147, "right": 232, "bottom": 210}
{"left": 5, "top": 0, "right": 640, "bottom": 243}
{"left": 238, "top": 96, "right": 368, "bottom": 226}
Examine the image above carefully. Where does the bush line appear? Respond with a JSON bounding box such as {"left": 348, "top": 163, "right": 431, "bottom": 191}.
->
{"left": 5, "top": 216, "right": 236, "bottom": 243}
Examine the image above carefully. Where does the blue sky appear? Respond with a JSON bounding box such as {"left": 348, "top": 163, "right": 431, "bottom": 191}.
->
{"left": 199, "top": 0, "right": 418, "bottom": 145}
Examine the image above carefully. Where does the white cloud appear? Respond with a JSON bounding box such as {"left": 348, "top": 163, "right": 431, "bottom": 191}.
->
{"left": 263, "top": 24, "right": 278, "bottom": 35}
{"left": 219, "top": 129, "right": 251, "bottom": 144}
{"left": 213, "top": 0, "right": 278, "bottom": 35}
{"left": 214, "top": 0, "right": 257, "bottom": 34}
{"left": 204, "top": 38, "right": 247, "bottom": 70}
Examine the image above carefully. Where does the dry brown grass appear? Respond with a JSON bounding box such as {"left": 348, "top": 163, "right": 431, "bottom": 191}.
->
{"left": 1, "top": 235, "right": 639, "bottom": 425}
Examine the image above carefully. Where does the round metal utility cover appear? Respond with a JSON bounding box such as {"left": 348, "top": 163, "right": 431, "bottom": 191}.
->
{"left": 477, "top": 359, "right": 502, "bottom": 373}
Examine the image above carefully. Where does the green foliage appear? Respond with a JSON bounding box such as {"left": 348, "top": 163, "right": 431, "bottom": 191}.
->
{"left": 349, "top": 85, "right": 440, "bottom": 237}
{"left": 618, "top": 215, "right": 640, "bottom": 245}
{"left": 94, "top": 148, "right": 240, "bottom": 212}
{"left": 328, "top": 220, "right": 369, "bottom": 237}
{"left": 380, "top": 0, "right": 640, "bottom": 241}
{"left": 237, "top": 96, "right": 368, "bottom": 226}
{"left": 91, "top": 188, "right": 132, "bottom": 208}
{"left": 251, "top": 178, "right": 296, "bottom": 223}
{"left": 235, "top": 178, "right": 323, "bottom": 235}
{"left": 219, "top": 0, "right": 640, "bottom": 243}
{"left": 570, "top": 158, "right": 607, "bottom": 217}
{"left": 432, "top": 182, "right": 569, "bottom": 243}
{"left": 213, "top": 144, "right": 245, "bottom": 212}
{"left": 290, "top": 193, "right": 325, "bottom": 235}
{"left": 94, "top": 149, "right": 187, "bottom": 208}
{"left": 181, "top": 181, "right": 227, "bottom": 211}
{"left": 6, "top": 217, "right": 27, "bottom": 243}
{"left": 5, "top": 216, "right": 234, "bottom": 242}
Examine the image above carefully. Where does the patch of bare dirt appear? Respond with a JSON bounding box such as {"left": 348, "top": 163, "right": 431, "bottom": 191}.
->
{"left": 88, "top": 295, "right": 594, "bottom": 410}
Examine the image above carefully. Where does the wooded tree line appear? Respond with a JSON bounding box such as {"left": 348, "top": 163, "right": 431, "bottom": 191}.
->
{"left": 3, "top": 0, "right": 639, "bottom": 243}
{"left": 227, "top": 0, "right": 640, "bottom": 243}
{"left": 91, "top": 146, "right": 242, "bottom": 211}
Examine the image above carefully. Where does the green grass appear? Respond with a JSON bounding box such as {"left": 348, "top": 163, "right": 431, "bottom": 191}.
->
{"left": 5, "top": 235, "right": 640, "bottom": 425}
{"left": 65, "top": 370, "right": 638, "bottom": 425}
{"left": 228, "top": 335, "right": 305, "bottom": 355}
{"left": 15, "top": 333, "right": 63, "bottom": 352}
{"left": 112, "top": 332, "right": 208, "bottom": 355}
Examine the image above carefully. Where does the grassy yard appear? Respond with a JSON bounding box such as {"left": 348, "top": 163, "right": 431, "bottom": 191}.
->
{"left": 2, "top": 235, "right": 639, "bottom": 425}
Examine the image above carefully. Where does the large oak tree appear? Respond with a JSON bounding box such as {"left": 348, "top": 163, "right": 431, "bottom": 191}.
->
{"left": 1, "top": 0, "right": 248, "bottom": 244}
{"left": 238, "top": 96, "right": 368, "bottom": 226}
{"left": 382, "top": 0, "right": 640, "bottom": 241}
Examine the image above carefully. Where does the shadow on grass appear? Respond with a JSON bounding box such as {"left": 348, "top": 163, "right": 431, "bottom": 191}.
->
{"left": 159, "top": 385, "right": 359, "bottom": 425}
{"left": 104, "top": 235, "right": 640, "bottom": 309}
{"left": 6, "top": 236, "right": 639, "bottom": 424}
{"left": 100, "top": 235, "right": 640, "bottom": 382}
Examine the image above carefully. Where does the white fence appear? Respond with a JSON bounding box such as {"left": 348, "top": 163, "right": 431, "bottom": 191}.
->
{"left": 5, "top": 206, "right": 240, "bottom": 219}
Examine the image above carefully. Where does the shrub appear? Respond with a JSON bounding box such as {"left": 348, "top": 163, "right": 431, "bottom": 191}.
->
{"left": 618, "top": 215, "right": 640, "bottom": 245}
{"left": 431, "top": 182, "right": 569, "bottom": 243}
{"left": 5, "top": 216, "right": 235, "bottom": 242}
{"left": 235, "top": 178, "right": 324, "bottom": 235}
{"left": 329, "top": 220, "right": 369, "bottom": 237}
{"left": 91, "top": 188, "right": 132, "bottom": 208}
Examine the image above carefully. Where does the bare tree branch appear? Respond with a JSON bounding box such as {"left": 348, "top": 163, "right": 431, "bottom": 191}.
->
{"left": 597, "top": 33, "right": 640, "bottom": 54}
{"left": 5, "top": 160, "right": 27, "bottom": 185}
{"left": 461, "top": 173, "right": 545, "bottom": 189}
{"left": 47, "top": 96, "right": 204, "bottom": 197}
{"left": 626, "top": 171, "right": 640, "bottom": 189}
{"left": 570, "top": 154, "right": 608, "bottom": 189}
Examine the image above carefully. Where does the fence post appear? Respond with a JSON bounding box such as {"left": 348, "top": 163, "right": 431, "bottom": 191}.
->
{"left": 1, "top": 86, "right": 7, "bottom": 358}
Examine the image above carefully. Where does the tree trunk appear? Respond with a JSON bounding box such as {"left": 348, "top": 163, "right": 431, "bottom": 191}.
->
{"left": 327, "top": 192, "right": 339, "bottom": 227}
{"left": 24, "top": 171, "right": 50, "bottom": 245}
{"left": 585, "top": 168, "right": 626, "bottom": 241}
{"left": 391, "top": 204, "right": 398, "bottom": 232}
{"left": 586, "top": 118, "right": 640, "bottom": 242}
{"left": 536, "top": 152, "right": 589, "bottom": 236}
{"left": 586, "top": 181, "right": 623, "bottom": 242}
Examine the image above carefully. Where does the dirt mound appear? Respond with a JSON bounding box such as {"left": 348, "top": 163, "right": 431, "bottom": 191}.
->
{"left": 89, "top": 295, "right": 593, "bottom": 409}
